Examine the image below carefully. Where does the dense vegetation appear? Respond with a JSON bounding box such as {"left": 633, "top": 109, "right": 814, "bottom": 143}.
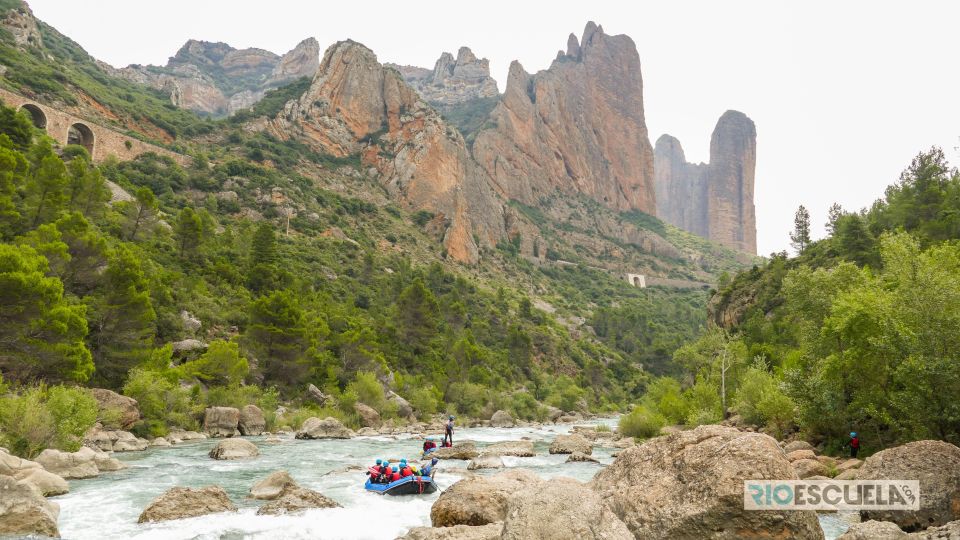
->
{"left": 622, "top": 147, "right": 960, "bottom": 453}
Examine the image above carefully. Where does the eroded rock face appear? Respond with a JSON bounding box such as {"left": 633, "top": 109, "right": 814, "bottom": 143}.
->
{"left": 354, "top": 402, "right": 382, "bottom": 428}
{"left": 472, "top": 22, "right": 656, "bottom": 215}
{"left": 295, "top": 417, "right": 353, "bottom": 439}
{"left": 268, "top": 40, "right": 505, "bottom": 263}
{"left": 238, "top": 405, "right": 266, "bottom": 436}
{"left": 857, "top": 440, "right": 960, "bottom": 531}
{"left": 203, "top": 406, "right": 240, "bottom": 437}
{"left": 653, "top": 111, "right": 757, "bottom": 254}
{"left": 0, "top": 476, "right": 60, "bottom": 538}
{"left": 138, "top": 486, "right": 237, "bottom": 523}
{"left": 0, "top": 1, "right": 42, "bottom": 49}
{"left": 431, "top": 469, "right": 540, "bottom": 527}
{"left": 501, "top": 477, "right": 632, "bottom": 540}
{"left": 390, "top": 47, "right": 499, "bottom": 107}
{"left": 590, "top": 425, "right": 823, "bottom": 539}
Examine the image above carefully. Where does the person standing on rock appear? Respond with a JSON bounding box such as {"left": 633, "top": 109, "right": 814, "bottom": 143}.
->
{"left": 847, "top": 432, "right": 860, "bottom": 458}
{"left": 443, "top": 415, "right": 455, "bottom": 447}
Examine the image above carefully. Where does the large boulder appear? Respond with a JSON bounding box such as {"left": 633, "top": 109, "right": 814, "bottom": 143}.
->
{"left": 545, "top": 406, "right": 563, "bottom": 422}
{"left": 793, "top": 458, "right": 829, "bottom": 479}
{"left": 203, "top": 407, "right": 240, "bottom": 438}
{"left": 433, "top": 441, "right": 479, "bottom": 460}
{"left": 295, "top": 417, "right": 354, "bottom": 439}
{"left": 255, "top": 485, "right": 341, "bottom": 515}
{"left": 786, "top": 449, "right": 817, "bottom": 462}
{"left": 35, "top": 447, "right": 100, "bottom": 479}
{"left": 0, "top": 476, "right": 60, "bottom": 538}
{"left": 591, "top": 424, "right": 823, "bottom": 539}
{"left": 238, "top": 405, "right": 266, "bottom": 436}
{"left": 837, "top": 520, "right": 908, "bottom": 540}
{"left": 249, "top": 470, "right": 298, "bottom": 500}
{"left": 14, "top": 468, "right": 69, "bottom": 497}
{"left": 858, "top": 440, "right": 960, "bottom": 531}
{"left": 208, "top": 438, "right": 259, "bottom": 460}
{"left": 836, "top": 458, "right": 863, "bottom": 473}
{"left": 501, "top": 477, "right": 632, "bottom": 540}
{"left": 138, "top": 486, "right": 237, "bottom": 523}
{"left": 783, "top": 440, "right": 815, "bottom": 454}
{"left": 0, "top": 448, "right": 42, "bottom": 477}
{"left": 387, "top": 390, "right": 414, "bottom": 418}
{"left": 354, "top": 402, "right": 382, "bottom": 428}
{"left": 467, "top": 456, "right": 504, "bottom": 470}
{"left": 306, "top": 384, "right": 332, "bottom": 406}
{"left": 480, "top": 440, "right": 534, "bottom": 458}
{"left": 566, "top": 452, "right": 599, "bottom": 464}
{"left": 431, "top": 469, "right": 540, "bottom": 527}
{"left": 92, "top": 452, "right": 126, "bottom": 472}
{"left": 399, "top": 523, "right": 503, "bottom": 540}
{"left": 89, "top": 388, "right": 140, "bottom": 429}
{"left": 548, "top": 434, "right": 592, "bottom": 455}
{"left": 111, "top": 430, "right": 149, "bottom": 452}
{"left": 490, "top": 410, "right": 515, "bottom": 428}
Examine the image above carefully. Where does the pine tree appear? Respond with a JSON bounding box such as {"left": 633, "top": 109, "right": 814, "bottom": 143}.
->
{"left": 789, "top": 205, "right": 811, "bottom": 254}
{"left": 396, "top": 278, "right": 440, "bottom": 352}
{"left": 249, "top": 222, "right": 277, "bottom": 267}
{"left": 246, "top": 289, "right": 308, "bottom": 386}
{"left": 126, "top": 187, "right": 158, "bottom": 241}
{"left": 825, "top": 203, "right": 844, "bottom": 236}
{"left": 24, "top": 143, "right": 68, "bottom": 227}
{"left": 174, "top": 207, "right": 203, "bottom": 259}
{"left": 0, "top": 137, "right": 27, "bottom": 239}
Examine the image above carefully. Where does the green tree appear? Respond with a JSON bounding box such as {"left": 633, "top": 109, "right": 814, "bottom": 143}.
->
{"left": 789, "top": 204, "right": 811, "bottom": 254}
{"left": 174, "top": 206, "right": 204, "bottom": 259}
{"left": 246, "top": 289, "right": 309, "bottom": 386}
{"left": 396, "top": 278, "right": 440, "bottom": 352}
{"left": 0, "top": 137, "right": 27, "bottom": 239}
{"left": 65, "top": 156, "right": 109, "bottom": 218}
{"left": 178, "top": 340, "right": 248, "bottom": 386}
{"left": 0, "top": 106, "right": 34, "bottom": 151}
{"left": 834, "top": 213, "right": 878, "bottom": 267}
{"left": 24, "top": 142, "right": 68, "bottom": 227}
{"left": 825, "top": 202, "right": 844, "bottom": 235}
{"left": 250, "top": 222, "right": 277, "bottom": 267}
{"left": 126, "top": 186, "right": 158, "bottom": 241}
{"left": 0, "top": 244, "right": 93, "bottom": 382}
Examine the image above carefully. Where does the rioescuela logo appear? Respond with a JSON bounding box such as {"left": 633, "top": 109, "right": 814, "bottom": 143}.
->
{"left": 743, "top": 480, "right": 920, "bottom": 511}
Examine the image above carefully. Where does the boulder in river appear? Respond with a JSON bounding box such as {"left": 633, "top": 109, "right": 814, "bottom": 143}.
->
{"left": 490, "top": 410, "right": 515, "bottom": 428}
{"left": 566, "top": 452, "right": 599, "bottom": 464}
{"left": 480, "top": 440, "right": 534, "bottom": 458}
{"left": 35, "top": 447, "right": 100, "bottom": 479}
{"left": 255, "top": 485, "right": 341, "bottom": 515}
{"left": 203, "top": 407, "right": 240, "bottom": 438}
{"left": 295, "top": 417, "right": 354, "bottom": 439}
{"left": 14, "top": 467, "right": 69, "bottom": 496}
{"left": 354, "top": 402, "right": 382, "bottom": 428}
{"left": 501, "top": 477, "right": 632, "bottom": 540}
{"left": 89, "top": 388, "right": 141, "bottom": 429}
{"left": 467, "top": 456, "right": 504, "bottom": 470}
{"left": 138, "top": 486, "right": 237, "bottom": 523}
{"left": 431, "top": 469, "right": 540, "bottom": 527}
{"left": 0, "top": 448, "right": 42, "bottom": 477}
{"left": 238, "top": 405, "right": 266, "bottom": 436}
{"left": 432, "top": 441, "right": 479, "bottom": 460}
{"left": 208, "top": 438, "right": 259, "bottom": 460}
{"left": 591, "top": 424, "right": 824, "bottom": 539}
{"left": 548, "top": 434, "right": 592, "bottom": 455}
{"left": 0, "top": 476, "right": 60, "bottom": 538}
{"left": 858, "top": 440, "right": 960, "bottom": 531}
{"left": 399, "top": 523, "right": 504, "bottom": 540}
{"left": 249, "top": 470, "right": 298, "bottom": 500}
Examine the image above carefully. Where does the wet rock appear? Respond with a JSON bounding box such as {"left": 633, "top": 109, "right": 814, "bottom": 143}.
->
{"left": 295, "top": 417, "right": 354, "bottom": 439}
{"left": 501, "top": 477, "right": 631, "bottom": 540}
{"left": 0, "top": 476, "right": 60, "bottom": 538}
{"left": 480, "top": 440, "right": 534, "bottom": 458}
{"left": 208, "top": 438, "right": 259, "bottom": 460}
{"left": 256, "top": 485, "right": 340, "bottom": 515}
{"left": 203, "top": 406, "right": 240, "bottom": 438}
{"left": 14, "top": 467, "right": 69, "bottom": 497}
{"left": 83, "top": 425, "right": 147, "bottom": 452}
{"left": 467, "top": 456, "right": 504, "bottom": 470}
{"left": 89, "top": 388, "right": 140, "bottom": 429}
{"left": 35, "top": 447, "right": 100, "bottom": 479}
{"left": 399, "top": 523, "right": 503, "bottom": 540}
{"left": 354, "top": 402, "right": 382, "bottom": 428}
{"left": 150, "top": 437, "right": 171, "bottom": 447}
{"left": 249, "top": 470, "right": 298, "bottom": 500}
{"left": 238, "top": 405, "right": 266, "bottom": 436}
{"left": 548, "top": 434, "right": 592, "bottom": 455}
{"left": 168, "top": 429, "right": 207, "bottom": 442}
{"left": 489, "top": 410, "right": 514, "bottom": 428}
{"left": 432, "top": 441, "right": 479, "bottom": 460}
{"left": 138, "top": 486, "right": 237, "bottom": 523}
{"left": 566, "top": 452, "right": 599, "bottom": 464}
{"left": 858, "top": 440, "right": 960, "bottom": 530}
{"left": 431, "top": 469, "right": 541, "bottom": 527}
{"left": 591, "top": 424, "right": 823, "bottom": 539}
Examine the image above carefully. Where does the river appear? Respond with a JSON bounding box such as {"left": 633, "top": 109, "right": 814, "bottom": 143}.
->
{"left": 53, "top": 418, "right": 854, "bottom": 539}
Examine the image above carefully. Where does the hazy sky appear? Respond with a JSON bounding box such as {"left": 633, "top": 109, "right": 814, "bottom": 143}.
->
{"left": 27, "top": 1, "right": 960, "bottom": 255}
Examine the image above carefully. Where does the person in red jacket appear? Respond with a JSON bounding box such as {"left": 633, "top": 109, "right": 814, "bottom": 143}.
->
{"left": 368, "top": 459, "right": 383, "bottom": 483}
{"left": 390, "top": 466, "right": 401, "bottom": 482}
{"left": 847, "top": 432, "right": 860, "bottom": 458}
{"left": 400, "top": 459, "right": 413, "bottom": 477}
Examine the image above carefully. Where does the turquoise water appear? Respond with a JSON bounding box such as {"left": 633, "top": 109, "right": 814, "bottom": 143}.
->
{"left": 51, "top": 418, "right": 849, "bottom": 539}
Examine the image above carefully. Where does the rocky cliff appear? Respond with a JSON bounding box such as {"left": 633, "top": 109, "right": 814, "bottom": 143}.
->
{"left": 115, "top": 38, "right": 320, "bottom": 116}
{"left": 389, "top": 47, "right": 498, "bottom": 108}
{"left": 267, "top": 40, "right": 505, "bottom": 263}
{"left": 654, "top": 111, "right": 757, "bottom": 254}
{"left": 471, "top": 22, "right": 656, "bottom": 214}
{"left": 0, "top": 0, "right": 41, "bottom": 49}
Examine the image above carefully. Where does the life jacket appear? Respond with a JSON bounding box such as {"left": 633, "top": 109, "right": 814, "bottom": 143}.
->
{"left": 390, "top": 471, "right": 401, "bottom": 482}
{"left": 423, "top": 441, "right": 436, "bottom": 451}
{"left": 401, "top": 466, "right": 413, "bottom": 477}
{"left": 851, "top": 437, "right": 860, "bottom": 449}
{"left": 368, "top": 465, "right": 381, "bottom": 478}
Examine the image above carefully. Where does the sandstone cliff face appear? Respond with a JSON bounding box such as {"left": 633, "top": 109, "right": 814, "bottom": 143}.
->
{"left": 268, "top": 40, "right": 505, "bottom": 263}
{"left": 0, "top": 1, "right": 41, "bottom": 48}
{"left": 471, "top": 22, "right": 656, "bottom": 214}
{"left": 115, "top": 38, "right": 320, "bottom": 116}
{"left": 654, "top": 111, "right": 757, "bottom": 254}
{"left": 390, "top": 47, "right": 498, "bottom": 107}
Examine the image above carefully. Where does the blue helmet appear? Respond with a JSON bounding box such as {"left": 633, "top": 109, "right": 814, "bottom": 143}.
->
{"left": 449, "top": 415, "right": 455, "bottom": 420}
{"left": 375, "top": 459, "right": 382, "bottom": 465}
{"left": 431, "top": 457, "right": 439, "bottom": 466}
{"left": 392, "top": 466, "right": 398, "bottom": 472}
{"left": 400, "top": 460, "right": 407, "bottom": 465}
{"left": 850, "top": 432, "right": 857, "bottom": 438}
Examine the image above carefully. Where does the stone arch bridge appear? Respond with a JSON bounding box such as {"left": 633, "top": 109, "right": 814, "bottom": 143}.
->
{"left": 0, "top": 87, "right": 188, "bottom": 165}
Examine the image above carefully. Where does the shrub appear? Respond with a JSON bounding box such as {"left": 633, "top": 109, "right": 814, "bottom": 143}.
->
{"left": 123, "top": 368, "right": 199, "bottom": 436}
{"left": 0, "top": 384, "right": 98, "bottom": 457}
{"left": 545, "top": 375, "right": 586, "bottom": 413}
{"left": 346, "top": 371, "right": 386, "bottom": 412}
{"left": 407, "top": 386, "right": 439, "bottom": 420}
{"left": 508, "top": 391, "right": 542, "bottom": 421}
{"left": 177, "top": 340, "right": 249, "bottom": 386}
{"left": 619, "top": 405, "right": 666, "bottom": 439}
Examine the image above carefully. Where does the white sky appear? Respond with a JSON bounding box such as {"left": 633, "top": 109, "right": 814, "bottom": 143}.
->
{"left": 27, "top": 1, "right": 960, "bottom": 255}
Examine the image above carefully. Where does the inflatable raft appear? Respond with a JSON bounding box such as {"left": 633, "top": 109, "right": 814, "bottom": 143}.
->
{"left": 364, "top": 474, "right": 437, "bottom": 495}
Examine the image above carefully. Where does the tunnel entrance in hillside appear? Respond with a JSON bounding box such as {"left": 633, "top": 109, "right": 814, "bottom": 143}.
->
{"left": 19, "top": 104, "right": 47, "bottom": 129}
{"left": 67, "top": 123, "right": 95, "bottom": 155}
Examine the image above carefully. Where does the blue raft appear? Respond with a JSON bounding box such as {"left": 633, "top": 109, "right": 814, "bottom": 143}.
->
{"left": 364, "top": 474, "right": 437, "bottom": 495}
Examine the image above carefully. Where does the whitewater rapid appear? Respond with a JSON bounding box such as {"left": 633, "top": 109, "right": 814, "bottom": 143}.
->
{"left": 52, "top": 418, "right": 852, "bottom": 539}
